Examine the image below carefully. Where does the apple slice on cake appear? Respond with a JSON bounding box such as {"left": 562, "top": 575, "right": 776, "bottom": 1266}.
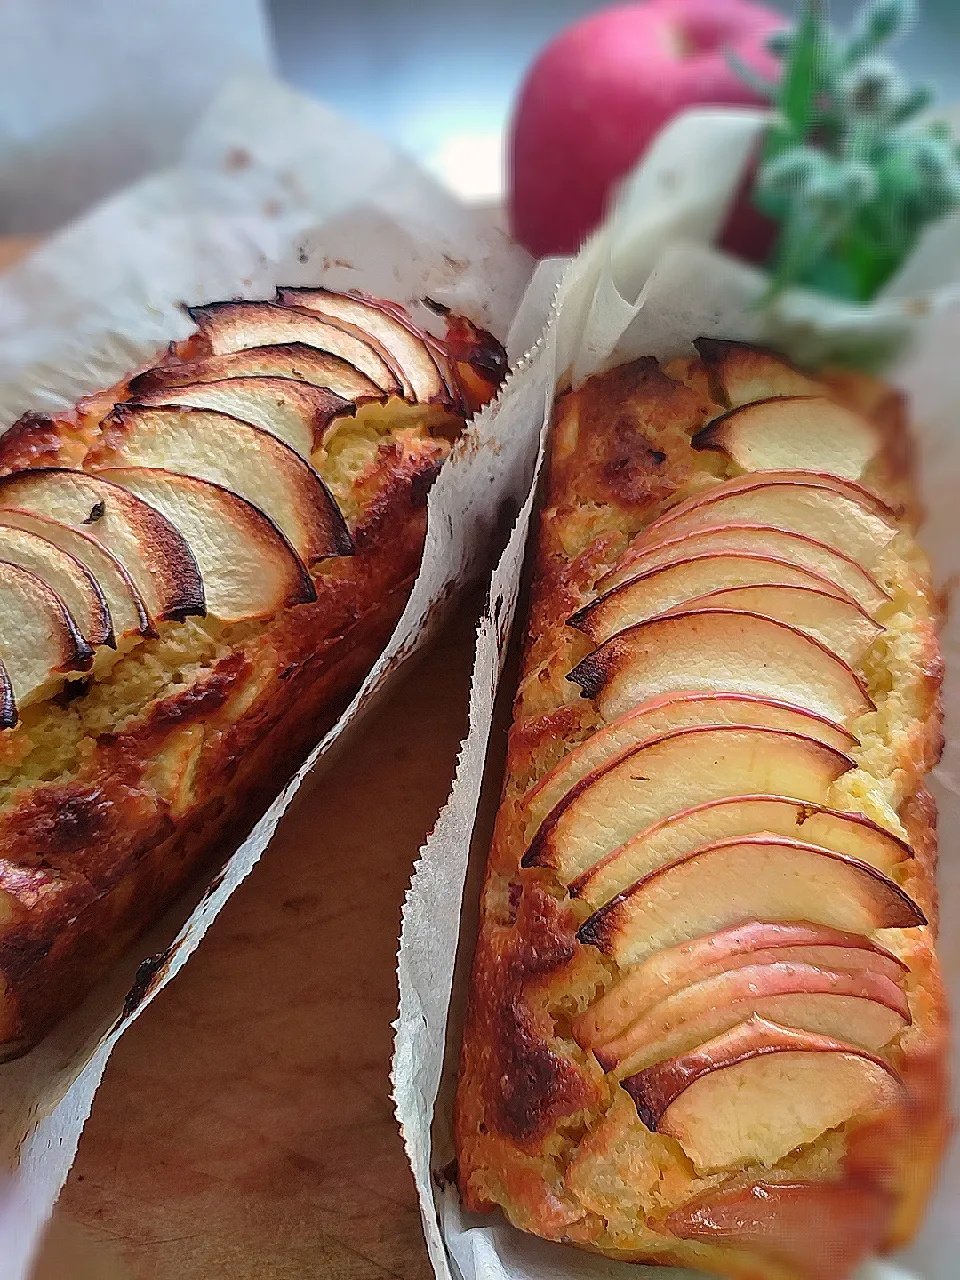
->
{"left": 277, "top": 287, "right": 454, "bottom": 406}
{"left": 635, "top": 472, "right": 896, "bottom": 567}
{"left": 0, "top": 561, "right": 94, "bottom": 723}
{"left": 97, "top": 467, "right": 316, "bottom": 623}
{"left": 0, "top": 509, "right": 149, "bottom": 642}
{"left": 574, "top": 795, "right": 912, "bottom": 906}
{"left": 692, "top": 338, "right": 823, "bottom": 407}
{"left": 128, "top": 376, "right": 355, "bottom": 460}
{"left": 518, "top": 693, "right": 855, "bottom": 843}
{"left": 0, "top": 524, "right": 112, "bottom": 648}
{"left": 622, "top": 1016, "right": 904, "bottom": 1172}
{"left": 568, "top": 610, "right": 874, "bottom": 725}
{"left": 665, "top": 1178, "right": 890, "bottom": 1280}
{"left": 692, "top": 396, "right": 882, "bottom": 481}
{"left": 0, "top": 469, "right": 204, "bottom": 626}
{"left": 188, "top": 301, "right": 402, "bottom": 395}
{"left": 570, "top": 552, "right": 863, "bottom": 643}
{"left": 89, "top": 405, "right": 352, "bottom": 565}
{"left": 129, "top": 343, "right": 385, "bottom": 403}
{"left": 588, "top": 960, "right": 910, "bottom": 1074}
{"left": 597, "top": 524, "right": 887, "bottom": 611}
{"left": 579, "top": 835, "right": 924, "bottom": 966}
{"left": 662, "top": 585, "right": 881, "bottom": 664}
{"left": 523, "top": 725, "right": 853, "bottom": 882}
{"left": 575, "top": 921, "right": 907, "bottom": 1049}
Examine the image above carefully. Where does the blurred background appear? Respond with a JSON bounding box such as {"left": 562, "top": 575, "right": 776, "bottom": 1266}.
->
{"left": 272, "top": 0, "right": 960, "bottom": 201}
{"left": 1, "top": 0, "right": 958, "bottom": 234}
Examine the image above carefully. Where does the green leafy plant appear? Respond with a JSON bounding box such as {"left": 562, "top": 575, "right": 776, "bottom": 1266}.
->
{"left": 732, "top": 0, "right": 960, "bottom": 302}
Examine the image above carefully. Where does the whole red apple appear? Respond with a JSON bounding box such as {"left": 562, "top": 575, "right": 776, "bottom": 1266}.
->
{"left": 509, "top": 0, "right": 786, "bottom": 258}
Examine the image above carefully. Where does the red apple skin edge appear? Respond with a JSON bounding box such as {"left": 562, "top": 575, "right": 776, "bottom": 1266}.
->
{"left": 509, "top": 0, "right": 786, "bottom": 258}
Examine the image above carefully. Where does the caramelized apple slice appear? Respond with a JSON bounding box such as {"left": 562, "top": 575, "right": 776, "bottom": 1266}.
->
{"left": 129, "top": 343, "right": 384, "bottom": 402}
{"left": 580, "top": 835, "right": 925, "bottom": 966}
{"left": 623, "top": 1016, "right": 904, "bottom": 1172}
{"left": 129, "top": 376, "right": 354, "bottom": 458}
{"left": 575, "top": 795, "right": 912, "bottom": 907}
{"left": 663, "top": 585, "right": 881, "bottom": 664}
{"left": 519, "top": 693, "right": 854, "bottom": 843}
{"left": 666, "top": 1179, "right": 890, "bottom": 1280}
{"left": 599, "top": 524, "right": 887, "bottom": 612}
{"left": 590, "top": 961, "right": 910, "bottom": 1073}
{"left": 98, "top": 467, "right": 315, "bottom": 623}
{"left": 277, "top": 287, "right": 451, "bottom": 405}
{"left": 90, "top": 405, "right": 352, "bottom": 565}
{"left": 568, "top": 610, "right": 874, "bottom": 726}
{"left": 637, "top": 473, "right": 896, "bottom": 566}
{"left": 693, "top": 338, "right": 823, "bottom": 406}
{"left": 692, "top": 396, "right": 882, "bottom": 481}
{"left": 188, "top": 301, "right": 401, "bottom": 395}
{"left": 571, "top": 552, "right": 856, "bottom": 643}
{"left": 0, "top": 509, "right": 149, "bottom": 641}
{"left": 0, "top": 523, "right": 111, "bottom": 648}
{"left": 0, "top": 561, "right": 93, "bottom": 718}
{"left": 523, "top": 725, "right": 853, "bottom": 882}
{"left": 0, "top": 658, "right": 13, "bottom": 729}
{"left": 0, "top": 469, "right": 204, "bottom": 625}
{"left": 575, "top": 921, "right": 907, "bottom": 1049}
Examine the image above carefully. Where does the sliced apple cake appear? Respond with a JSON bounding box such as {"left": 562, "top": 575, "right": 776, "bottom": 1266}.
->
{"left": 0, "top": 288, "right": 505, "bottom": 1057}
{"left": 455, "top": 341, "right": 947, "bottom": 1280}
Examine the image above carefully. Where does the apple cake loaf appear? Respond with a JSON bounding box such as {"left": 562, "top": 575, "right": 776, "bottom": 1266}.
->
{"left": 455, "top": 340, "right": 948, "bottom": 1280}
{"left": 0, "top": 288, "right": 505, "bottom": 1058}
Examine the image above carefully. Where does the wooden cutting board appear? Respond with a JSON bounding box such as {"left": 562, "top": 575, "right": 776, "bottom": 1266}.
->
{"left": 0, "top": 236, "right": 469, "bottom": 1280}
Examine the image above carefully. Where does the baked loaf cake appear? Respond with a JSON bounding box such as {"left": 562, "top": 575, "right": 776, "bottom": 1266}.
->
{"left": 456, "top": 341, "right": 948, "bottom": 1280}
{"left": 0, "top": 288, "right": 505, "bottom": 1058}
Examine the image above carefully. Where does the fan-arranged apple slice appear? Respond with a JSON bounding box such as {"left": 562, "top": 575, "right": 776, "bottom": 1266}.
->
{"left": 0, "top": 469, "right": 204, "bottom": 625}
{"left": 598, "top": 524, "right": 887, "bottom": 612}
{"left": 277, "top": 287, "right": 453, "bottom": 406}
{"left": 692, "top": 396, "right": 883, "bottom": 481}
{"left": 662, "top": 585, "right": 881, "bottom": 665}
{"left": 575, "top": 921, "right": 907, "bottom": 1049}
{"left": 129, "top": 342, "right": 385, "bottom": 402}
{"left": 580, "top": 836, "right": 925, "bottom": 966}
{"left": 0, "top": 524, "right": 112, "bottom": 648}
{"left": 574, "top": 796, "right": 912, "bottom": 907}
{"left": 0, "top": 659, "right": 13, "bottom": 729}
{"left": 128, "top": 376, "right": 355, "bottom": 459}
{"left": 636, "top": 473, "right": 897, "bottom": 567}
{"left": 571, "top": 552, "right": 856, "bottom": 643}
{"left": 519, "top": 693, "right": 855, "bottom": 843}
{"left": 0, "top": 560, "right": 94, "bottom": 722}
{"left": 590, "top": 960, "right": 910, "bottom": 1074}
{"left": 89, "top": 405, "right": 352, "bottom": 565}
{"left": 665, "top": 1178, "right": 891, "bottom": 1280}
{"left": 693, "top": 337, "right": 823, "bottom": 407}
{"left": 622, "top": 1016, "right": 904, "bottom": 1172}
{"left": 97, "top": 467, "right": 315, "bottom": 622}
{"left": 0, "top": 509, "right": 149, "bottom": 642}
{"left": 188, "top": 302, "right": 401, "bottom": 395}
{"left": 523, "top": 725, "right": 853, "bottom": 882}
{"left": 568, "top": 610, "right": 874, "bottom": 726}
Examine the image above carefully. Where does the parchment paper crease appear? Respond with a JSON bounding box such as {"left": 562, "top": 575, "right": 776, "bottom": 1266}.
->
{"left": 394, "top": 109, "right": 960, "bottom": 1280}
{"left": 0, "top": 74, "right": 534, "bottom": 1279}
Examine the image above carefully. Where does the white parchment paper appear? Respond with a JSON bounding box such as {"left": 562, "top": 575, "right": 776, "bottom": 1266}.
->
{"left": 0, "top": 75, "right": 534, "bottom": 1280}
{"left": 395, "top": 109, "right": 960, "bottom": 1280}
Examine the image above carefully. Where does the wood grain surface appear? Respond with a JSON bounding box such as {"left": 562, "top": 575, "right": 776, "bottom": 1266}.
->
{"left": 0, "top": 234, "right": 470, "bottom": 1279}
{"left": 32, "top": 598, "right": 482, "bottom": 1279}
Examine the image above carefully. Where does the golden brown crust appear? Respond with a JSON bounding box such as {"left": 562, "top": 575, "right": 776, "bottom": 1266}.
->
{"left": 456, "top": 348, "right": 949, "bottom": 1280}
{"left": 0, "top": 304, "right": 504, "bottom": 1056}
